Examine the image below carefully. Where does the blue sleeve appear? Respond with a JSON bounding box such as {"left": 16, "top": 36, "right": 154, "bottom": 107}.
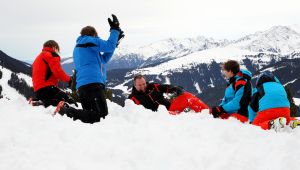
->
{"left": 222, "top": 86, "right": 244, "bottom": 114}
{"left": 101, "top": 52, "right": 113, "bottom": 64}
{"left": 93, "top": 30, "right": 120, "bottom": 53}
{"left": 94, "top": 30, "right": 120, "bottom": 64}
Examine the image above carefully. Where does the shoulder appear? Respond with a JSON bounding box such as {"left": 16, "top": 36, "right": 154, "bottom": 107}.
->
{"left": 234, "top": 78, "right": 247, "bottom": 90}
{"left": 42, "top": 52, "right": 60, "bottom": 62}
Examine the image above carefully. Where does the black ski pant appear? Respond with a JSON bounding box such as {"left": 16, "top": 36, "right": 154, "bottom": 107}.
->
{"left": 61, "top": 83, "right": 108, "bottom": 124}
{"left": 35, "top": 86, "right": 71, "bottom": 107}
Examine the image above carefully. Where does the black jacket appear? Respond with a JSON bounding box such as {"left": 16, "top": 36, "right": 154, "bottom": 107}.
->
{"left": 128, "top": 82, "right": 178, "bottom": 111}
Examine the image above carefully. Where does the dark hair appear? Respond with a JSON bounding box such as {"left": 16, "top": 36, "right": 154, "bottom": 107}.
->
{"left": 80, "top": 26, "right": 98, "bottom": 36}
{"left": 133, "top": 74, "right": 145, "bottom": 82}
{"left": 43, "top": 40, "right": 60, "bottom": 52}
{"left": 223, "top": 60, "right": 240, "bottom": 74}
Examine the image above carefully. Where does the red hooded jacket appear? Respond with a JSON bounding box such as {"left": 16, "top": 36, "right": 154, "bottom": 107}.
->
{"left": 32, "top": 47, "right": 70, "bottom": 92}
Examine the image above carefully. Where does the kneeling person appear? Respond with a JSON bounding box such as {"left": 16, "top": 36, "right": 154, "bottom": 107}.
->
{"left": 32, "top": 40, "right": 75, "bottom": 107}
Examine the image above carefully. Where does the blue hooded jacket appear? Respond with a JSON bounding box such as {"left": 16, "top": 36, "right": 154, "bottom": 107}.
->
{"left": 248, "top": 71, "right": 290, "bottom": 122}
{"left": 73, "top": 30, "right": 119, "bottom": 89}
{"left": 220, "top": 69, "right": 252, "bottom": 116}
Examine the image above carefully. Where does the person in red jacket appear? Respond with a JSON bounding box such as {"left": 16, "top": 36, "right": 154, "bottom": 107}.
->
{"left": 32, "top": 40, "right": 74, "bottom": 107}
{"left": 129, "top": 74, "right": 209, "bottom": 114}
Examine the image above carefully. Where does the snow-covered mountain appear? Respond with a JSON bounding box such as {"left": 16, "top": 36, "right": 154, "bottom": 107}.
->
{"left": 103, "top": 25, "right": 300, "bottom": 107}
{"left": 11, "top": 25, "right": 300, "bottom": 109}
{"left": 231, "top": 25, "right": 300, "bottom": 53}
{"left": 61, "top": 36, "right": 230, "bottom": 74}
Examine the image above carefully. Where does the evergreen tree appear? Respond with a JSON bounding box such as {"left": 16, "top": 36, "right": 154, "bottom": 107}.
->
{"left": 8, "top": 73, "right": 34, "bottom": 100}
{"left": 0, "top": 85, "right": 2, "bottom": 99}
{"left": 0, "top": 69, "right": 2, "bottom": 79}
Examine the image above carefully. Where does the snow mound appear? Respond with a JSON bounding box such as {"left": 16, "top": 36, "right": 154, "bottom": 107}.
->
{"left": 0, "top": 98, "right": 300, "bottom": 170}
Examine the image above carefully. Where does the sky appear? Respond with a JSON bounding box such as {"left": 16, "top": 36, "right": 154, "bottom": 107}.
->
{"left": 0, "top": 0, "right": 299, "bottom": 62}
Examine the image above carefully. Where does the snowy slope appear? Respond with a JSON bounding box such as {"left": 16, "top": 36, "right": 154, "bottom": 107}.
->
{"left": 1, "top": 63, "right": 300, "bottom": 169}
{"left": 129, "top": 47, "right": 257, "bottom": 76}
{"left": 0, "top": 67, "right": 27, "bottom": 100}
{"left": 1, "top": 97, "right": 300, "bottom": 170}
{"left": 294, "top": 98, "right": 300, "bottom": 106}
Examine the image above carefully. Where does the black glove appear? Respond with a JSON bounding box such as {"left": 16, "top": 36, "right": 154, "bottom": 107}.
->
{"left": 67, "top": 97, "right": 78, "bottom": 107}
{"left": 108, "top": 14, "right": 121, "bottom": 32}
{"left": 172, "top": 86, "right": 184, "bottom": 96}
{"left": 116, "top": 30, "right": 125, "bottom": 47}
{"left": 211, "top": 106, "right": 225, "bottom": 118}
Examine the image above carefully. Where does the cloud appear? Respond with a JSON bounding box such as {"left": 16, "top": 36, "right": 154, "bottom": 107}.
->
{"left": 0, "top": 0, "right": 299, "bottom": 60}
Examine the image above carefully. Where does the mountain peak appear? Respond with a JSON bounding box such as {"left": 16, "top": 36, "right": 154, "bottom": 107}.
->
{"left": 232, "top": 25, "right": 300, "bottom": 53}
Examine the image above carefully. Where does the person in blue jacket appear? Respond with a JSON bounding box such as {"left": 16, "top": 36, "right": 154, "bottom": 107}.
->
{"left": 211, "top": 60, "right": 252, "bottom": 123}
{"left": 248, "top": 71, "right": 291, "bottom": 130}
{"left": 56, "top": 14, "right": 124, "bottom": 123}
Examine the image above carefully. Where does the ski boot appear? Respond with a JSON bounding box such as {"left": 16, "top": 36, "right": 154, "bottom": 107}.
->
{"left": 289, "top": 119, "right": 300, "bottom": 129}
{"left": 54, "top": 100, "right": 65, "bottom": 115}
{"left": 269, "top": 117, "right": 286, "bottom": 132}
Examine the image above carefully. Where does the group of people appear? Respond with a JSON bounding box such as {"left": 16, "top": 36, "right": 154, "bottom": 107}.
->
{"left": 129, "top": 60, "right": 297, "bottom": 131}
{"left": 32, "top": 14, "right": 124, "bottom": 123}
{"left": 31, "top": 14, "right": 298, "bottom": 130}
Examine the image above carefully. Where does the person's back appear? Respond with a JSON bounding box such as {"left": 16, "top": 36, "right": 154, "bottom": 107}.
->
{"left": 32, "top": 42, "right": 70, "bottom": 92}
{"left": 73, "top": 34, "right": 118, "bottom": 88}
{"left": 31, "top": 40, "right": 73, "bottom": 107}
{"left": 249, "top": 71, "right": 291, "bottom": 130}
{"left": 56, "top": 15, "right": 124, "bottom": 123}
{"left": 258, "top": 81, "right": 290, "bottom": 111}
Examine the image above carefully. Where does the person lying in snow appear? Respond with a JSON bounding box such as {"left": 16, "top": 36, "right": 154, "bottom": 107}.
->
{"left": 31, "top": 40, "right": 76, "bottom": 107}
{"left": 128, "top": 74, "right": 209, "bottom": 114}
{"left": 248, "top": 71, "right": 299, "bottom": 131}
{"left": 211, "top": 60, "right": 252, "bottom": 123}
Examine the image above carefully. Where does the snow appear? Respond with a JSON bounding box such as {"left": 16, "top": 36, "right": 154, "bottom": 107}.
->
{"left": 284, "top": 79, "right": 298, "bottom": 86}
{"left": 1, "top": 63, "right": 300, "bottom": 170}
{"left": 231, "top": 26, "right": 300, "bottom": 54}
{"left": 111, "top": 79, "right": 131, "bottom": 92}
{"left": 194, "top": 82, "right": 202, "bottom": 94}
{"left": 165, "top": 76, "right": 170, "bottom": 84}
{"left": 294, "top": 98, "right": 300, "bottom": 106}
{"left": 61, "top": 57, "right": 73, "bottom": 65}
{"left": 0, "top": 68, "right": 27, "bottom": 100}
{"left": 16, "top": 72, "right": 33, "bottom": 87}
{"left": 130, "top": 47, "right": 257, "bottom": 76}
{"left": 114, "top": 36, "right": 229, "bottom": 61}
{"left": 2, "top": 25, "right": 300, "bottom": 169}
{"left": 1, "top": 96, "right": 300, "bottom": 170}
{"left": 261, "top": 66, "right": 286, "bottom": 73}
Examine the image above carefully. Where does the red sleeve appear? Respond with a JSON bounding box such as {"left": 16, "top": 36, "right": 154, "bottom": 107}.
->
{"left": 130, "top": 96, "right": 140, "bottom": 105}
{"left": 44, "top": 52, "right": 70, "bottom": 83}
{"left": 234, "top": 79, "right": 246, "bottom": 91}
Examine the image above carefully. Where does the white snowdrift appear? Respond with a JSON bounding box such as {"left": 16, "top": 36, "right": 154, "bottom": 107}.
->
{"left": 0, "top": 97, "right": 300, "bottom": 170}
